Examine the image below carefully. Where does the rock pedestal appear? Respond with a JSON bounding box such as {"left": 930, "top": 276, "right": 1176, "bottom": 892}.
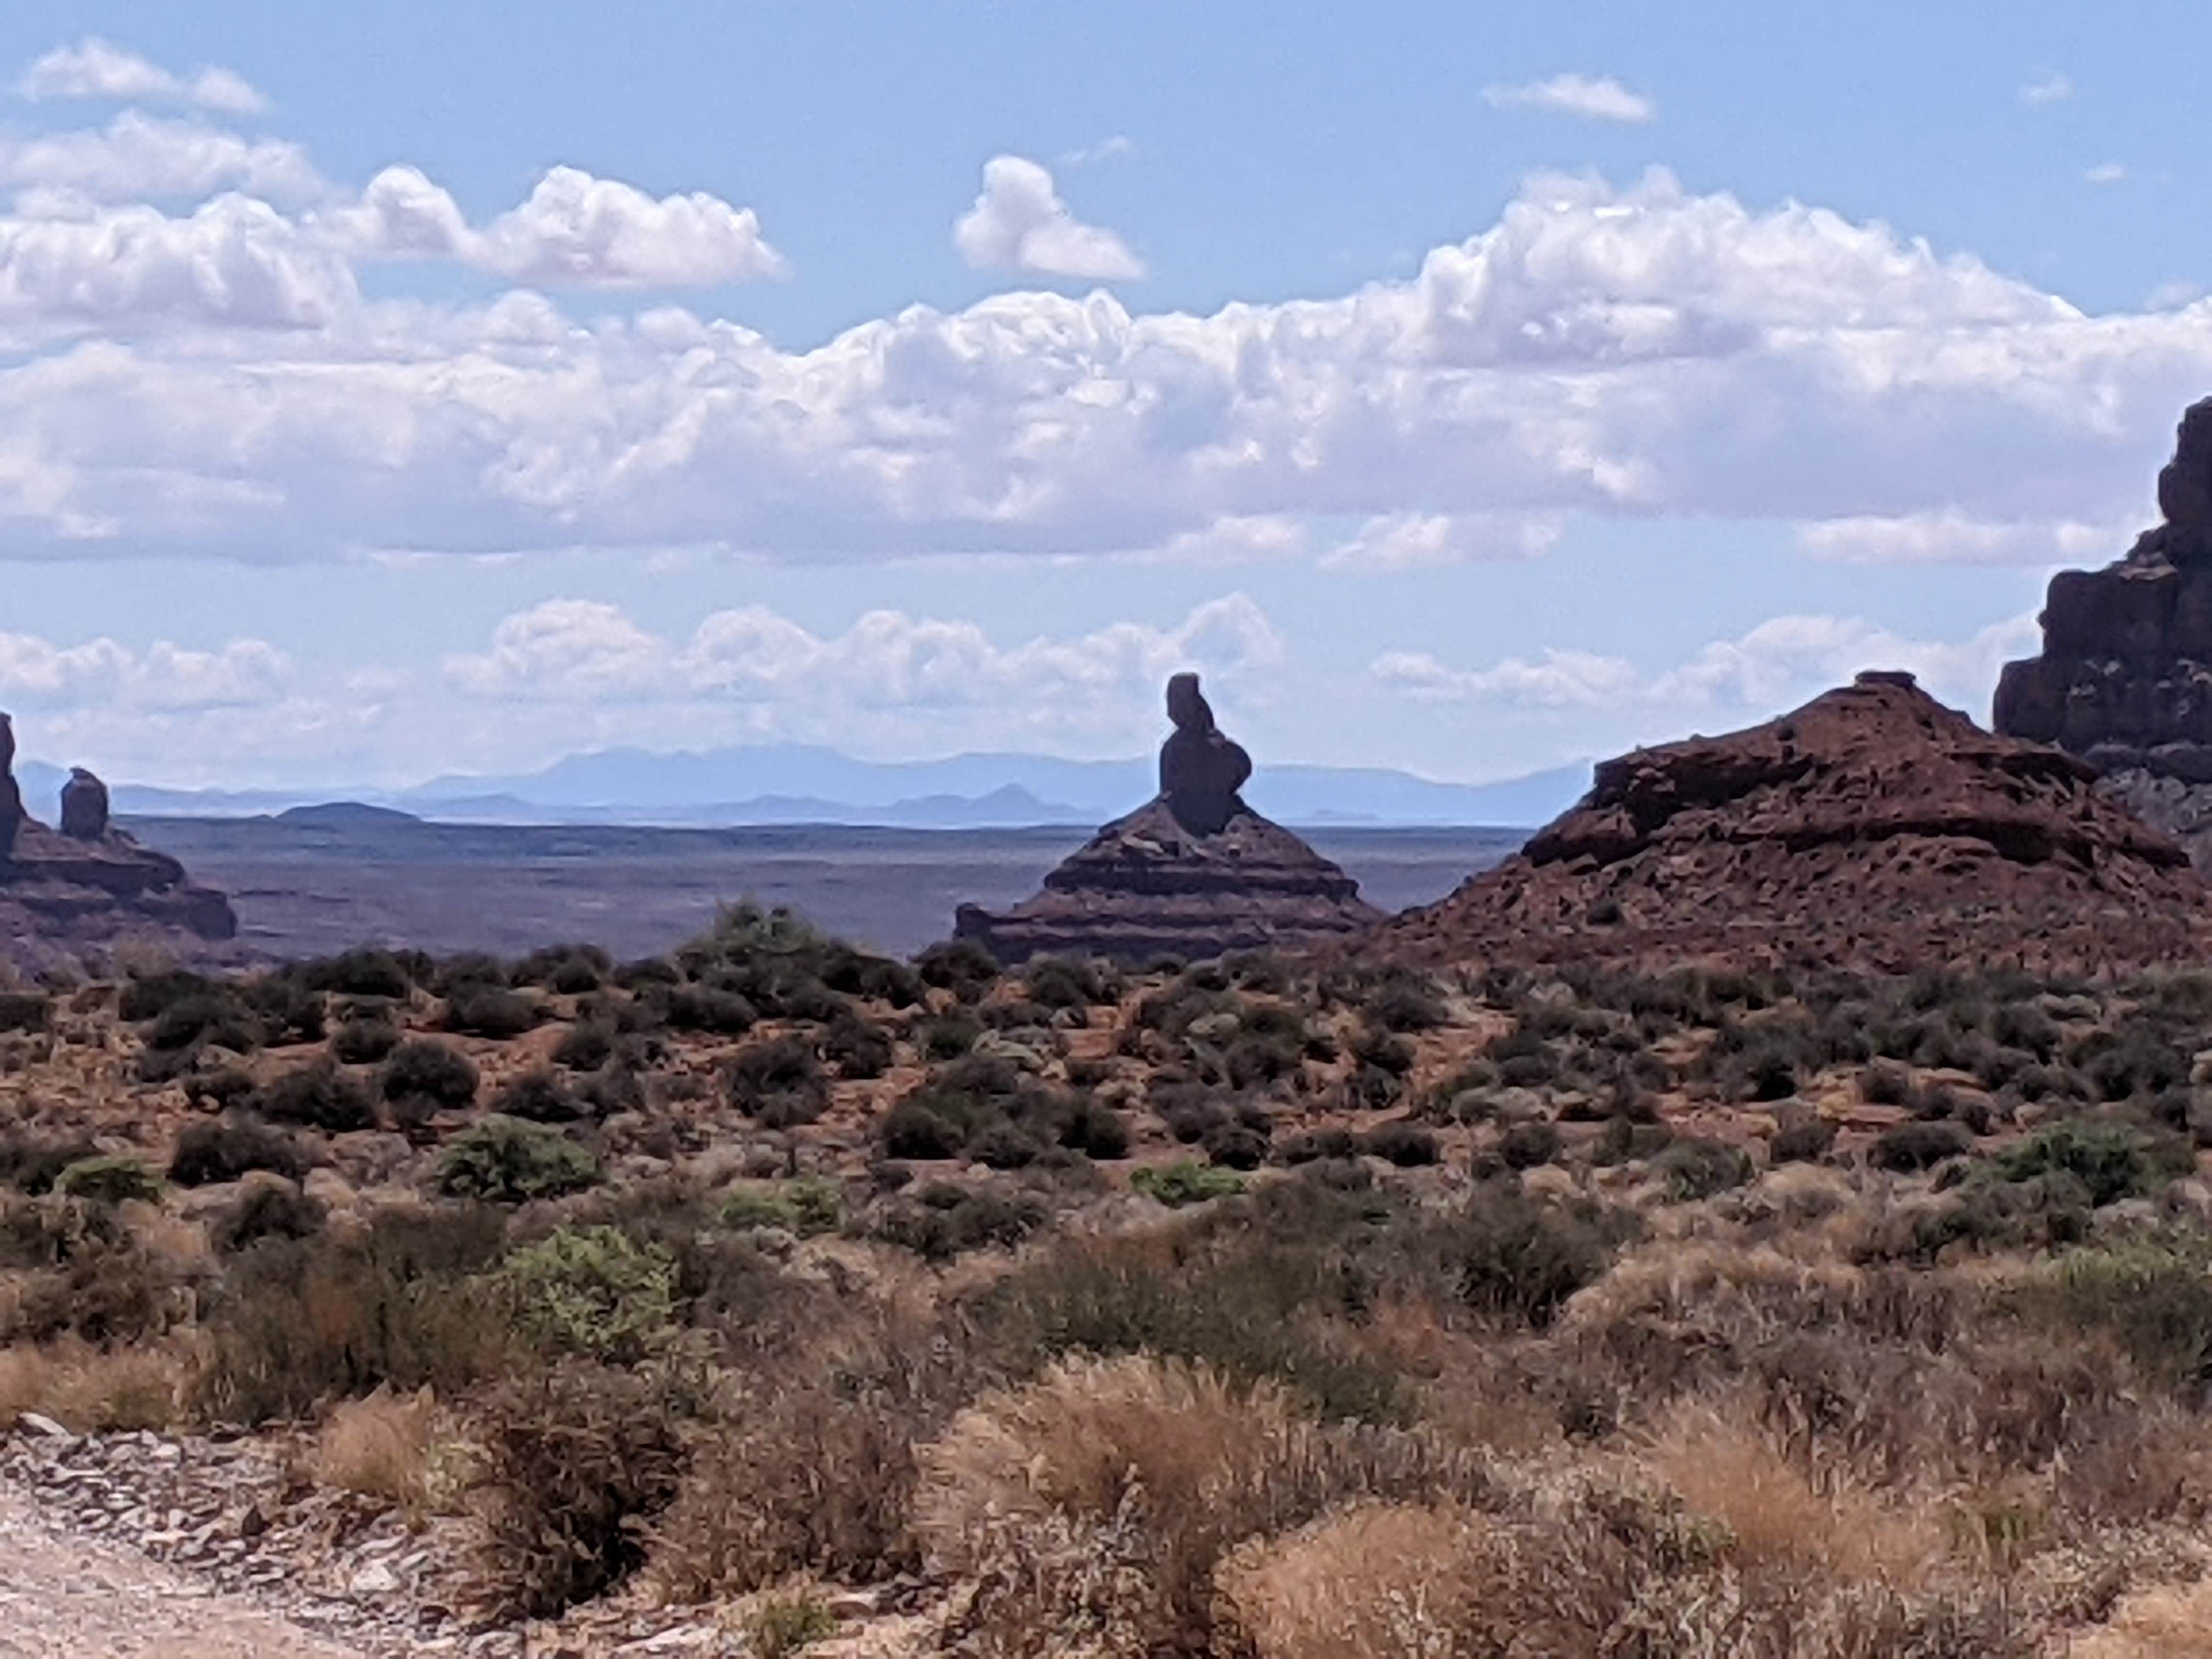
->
{"left": 1383, "top": 672, "right": 2212, "bottom": 975}
{"left": 1994, "top": 396, "right": 2212, "bottom": 867}
{"left": 952, "top": 675, "right": 1384, "bottom": 964}
{"left": 0, "top": 721, "right": 240, "bottom": 970}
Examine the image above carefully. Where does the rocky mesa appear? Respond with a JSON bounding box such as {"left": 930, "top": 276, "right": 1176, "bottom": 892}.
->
{"left": 1384, "top": 670, "right": 2212, "bottom": 974}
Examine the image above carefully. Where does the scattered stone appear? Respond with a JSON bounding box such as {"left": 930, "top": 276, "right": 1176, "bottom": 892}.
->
{"left": 952, "top": 674, "right": 1384, "bottom": 963}
{"left": 16, "top": 1412, "right": 72, "bottom": 1441}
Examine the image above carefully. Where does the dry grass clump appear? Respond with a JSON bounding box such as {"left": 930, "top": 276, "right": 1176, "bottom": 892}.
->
{"left": 0, "top": 1335, "right": 197, "bottom": 1430}
{"left": 1214, "top": 1502, "right": 1499, "bottom": 1659}
{"left": 312, "top": 1384, "right": 457, "bottom": 1520}
{"left": 917, "top": 1353, "right": 1484, "bottom": 1657}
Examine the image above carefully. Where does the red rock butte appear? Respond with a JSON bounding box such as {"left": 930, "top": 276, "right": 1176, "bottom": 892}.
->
{"left": 1382, "top": 672, "right": 2212, "bottom": 975}
{"left": 953, "top": 673, "right": 1384, "bottom": 963}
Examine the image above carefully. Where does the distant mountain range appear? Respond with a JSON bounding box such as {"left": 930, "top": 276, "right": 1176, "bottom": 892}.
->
{"left": 17, "top": 745, "right": 1590, "bottom": 831}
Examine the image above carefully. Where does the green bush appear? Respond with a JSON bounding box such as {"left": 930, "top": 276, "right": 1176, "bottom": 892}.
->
{"left": 1985, "top": 1119, "right": 2183, "bottom": 1207}
{"left": 2017, "top": 1243, "right": 2212, "bottom": 1392}
{"left": 382, "top": 1037, "right": 479, "bottom": 1111}
{"left": 1419, "top": 1188, "right": 1611, "bottom": 1328}
{"left": 1651, "top": 1136, "right": 1753, "bottom": 1201}
{"left": 444, "top": 984, "right": 539, "bottom": 1040}
{"left": 437, "top": 1116, "right": 601, "bottom": 1203}
{"left": 52, "top": 1154, "right": 161, "bottom": 1206}
{"left": 494, "top": 1224, "right": 678, "bottom": 1365}
{"left": 1132, "top": 1160, "right": 1247, "bottom": 1208}
{"left": 330, "top": 1017, "right": 402, "bottom": 1065}
{"left": 721, "top": 1178, "right": 842, "bottom": 1237}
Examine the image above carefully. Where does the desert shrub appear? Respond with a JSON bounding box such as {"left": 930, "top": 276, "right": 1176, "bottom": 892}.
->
{"left": 879, "top": 1102, "right": 966, "bottom": 1161}
{"left": 239, "top": 974, "right": 327, "bottom": 1046}
{"left": 977, "top": 1211, "right": 1408, "bottom": 1424}
{"left": 143, "top": 991, "right": 262, "bottom": 1057}
{"left": 1360, "top": 1121, "right": 1440, "bottom": 1167}
{"left": 916, "top": 938, "right": 1000, "bottom": 1000}
{"left": 1363, "top": 973, "right": 1448, "bottom": 1033}
{"left": 1134, "top": 1160, "right": 1248, "bottom": 1208}
{"left": 2016, "top": 1243, "right": 2212, "bottom": 1393}
{"left": 579, "top": 1063, "right": 645, "bottom": 1119}
{"left": 920, "top": 1012, "right": 983, "bottom": 1060}
{"left": 437, "top": 1116, "right": 600, "bottom": 1204}
{"left": 444, "top": 984, "right": 539, "bottom": 1040}
{"left": 479, "top": 1361, "right": 687, "bottom": 1616}
{"left": 494, "top": 1224, "right": 678, "bottom": 1365}
{"left": 1274, "top": 1130, "right": 1359, "bottom": 1168}
{"left": 52, "top": 1154, "right": 161, "bottom": 1206}
{"left": 919, "top": 1356, "right": 1480, "bottom": 1657}
{"left": 1860, "top": 1058, "right": 1913, "bottom": 1105}
{"left": 1869, "top": 1119, "right": 1972, "bottom": 1173}
{"left": 653, "top": 1351, "right": 935, "bottom": 1599}
{"left": 870, "top": 1182, "right": 1047, "bottom": 1260}
{"left": 119, "top": 969, "right": 218, "bottom": 1024}
{"left": 1024, "top": 956, "right": 1122, "bottom": 1010}
{"left": 1498, "top": 1119, "right": 1561, "bottom": 1170}
{"left": 551, "top": 1021, "right": 615, "bottom": 1072}
{"left": 329, "top": 1016, "right": 401, "bottom": 1065}
{"left": 663, "top": 984, "right": 758, "bottom": 1035}
{"left": 1415, "top": 1188, "right": 1611, "bottom": 1328}
{"left": 1984, "top": 1118, "right": 2182, "bottom": 1206}
{"left": 198, "top": 1201, "right": 509, "bottom": 1421}
{"left": 1204, "top": 1122, "right": 1270, "bottom": 1170}
{"left": 210, "top": 1178, "right": 326, "bottom": 1252}
{"left": 3, "top": 1211, "right": 178, "bottom": 1345}
{"left": 1652, "top": 1136, "right": 1753, "bottom": 1201}
{"left": 1592, "top": 1115, "right": 1674, "bottom": 1166}
{"left": 822, "top": 1012, "right": 894, "bottom": 1080}
{"left": 726, "top": 1035, "right": 831, "bottom": 1128}
{"left": 381, "top": 1038, "right": 478, "bottom": 1113}
{"left": 253, "top": 1058, "right": 375, "bottom": 1132}
{"left": 515, "top": 944, "right": 610, "bottom": 995}
{"left": 490, "top": 1068, "right": 588, "bottom": 1125}
{"left": 0, "top": 1131, "right": 97, "bottom": 1194}
{"left": 299, "top": 948, "right": 419, "bottom": 999}
{"left": 1768, "top": 1111, "right": 1838, "bottom": 1164}
{"left": 721, "top": 1178, "right": 842, "bottom": 1237}
{"left": 168, "top": 1119, "right": 306, "bottom": 1187}
{"left": 0, "top": 990, "right": 51, "bottom": 1032}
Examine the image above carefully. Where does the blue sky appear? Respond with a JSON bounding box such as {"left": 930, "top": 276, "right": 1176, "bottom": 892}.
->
{"left": 0, "top": 3, "right": 2204, "bottom": 790}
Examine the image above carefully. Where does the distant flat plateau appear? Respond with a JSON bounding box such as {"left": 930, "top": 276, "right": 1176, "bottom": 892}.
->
{"left": 125, "top": 817, "right": 1529, "bottom": 962}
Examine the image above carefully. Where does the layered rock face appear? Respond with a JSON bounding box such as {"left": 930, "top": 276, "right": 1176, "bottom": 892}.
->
{"left": 953, "top": 675, "right": 1384, "bottom": 963}
{"left": 1994, "top": 392, "right": 2212, "bottom": 774}
{"left": 1384, "top": 673, "right": 2212, "bottom": 974}
{"left": 1996, "top": 398, "right": 2212, "bottom": 867}
{"left": 0, "top": 719, "right": 240, "bottom": 972}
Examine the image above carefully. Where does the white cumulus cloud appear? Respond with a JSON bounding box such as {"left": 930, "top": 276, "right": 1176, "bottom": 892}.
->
{"left": 953, "top": 155, "right": 1145, "bottom": 281}
{"left": 0, "top": 111, "right": 323, "bottom": 204}
{"left": 1482, "top": 73, "right": 1655, "bottom": 123}
{"left": 2020, "top": 72, "right": 2073, "bottom": 107}
{"left": 1371, "top": 647, "right": 1639, "bottom": 708}
{"left": 17, "top": 37, "right": 264, "bottom": 114}
{"left": 327, "top": 163, "right": 787, "bottom": 287}
{"left": 0, "top": 628, "right": 289, "bottom": 709}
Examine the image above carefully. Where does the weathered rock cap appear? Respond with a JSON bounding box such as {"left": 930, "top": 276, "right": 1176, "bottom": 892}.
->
{"left": 60, "top": 768, "right": 109, "bottom": 840}
{"left": 1159, "top": 672, "right": 1253, "bottom": 836}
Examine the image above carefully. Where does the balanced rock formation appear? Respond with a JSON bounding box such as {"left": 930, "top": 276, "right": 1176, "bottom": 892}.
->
{"left": 1384, "top": 672, "right": 2212, "bottom": 975}
{"left": 1995, "top": 396, "right": 2212, "bottom": 868}
{"left": 59, "top": 767, "right": 109, "bottom": 840}
{"left": 953, "top": 675, "right": 1384, "bottom": 963}
{"left": 0, "top": 723, "right": 239, "bottom": 972}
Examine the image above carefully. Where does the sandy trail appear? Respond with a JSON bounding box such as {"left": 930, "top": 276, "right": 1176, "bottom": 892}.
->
{"left": 0, "top": 1479, "right": 369, "bottom": 1659}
